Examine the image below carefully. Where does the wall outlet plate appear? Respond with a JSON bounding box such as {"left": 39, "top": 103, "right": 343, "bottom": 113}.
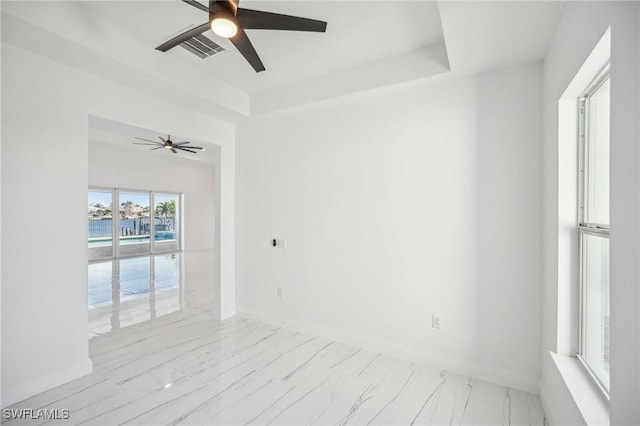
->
{"left": 277, "top": 288, "right": 284, "bottom": 298}
{"left": 432, "top": 314, "right": 442, "bottom": 329}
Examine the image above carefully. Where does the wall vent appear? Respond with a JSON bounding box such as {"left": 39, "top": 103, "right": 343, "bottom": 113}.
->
{"left": 180, "top": 34, "right": 225, "bottom": 59}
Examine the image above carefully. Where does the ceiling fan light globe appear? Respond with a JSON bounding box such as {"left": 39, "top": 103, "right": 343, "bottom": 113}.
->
{"left": 211, "top": 17, "right": 238, "bottom": 38}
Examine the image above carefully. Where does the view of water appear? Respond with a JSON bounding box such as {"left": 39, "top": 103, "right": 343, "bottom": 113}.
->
{"left": 88, "top": 218, "right": 176, "bottom": 238}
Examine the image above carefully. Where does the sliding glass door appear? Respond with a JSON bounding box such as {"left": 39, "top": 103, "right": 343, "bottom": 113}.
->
{"left": 88, "top": 188, "right": 181, "bottom": 260}
{"left": 154, "top": 193, "right": 180, "bottom": 253}
{"left": 88, "top": 190, "right": 114, "bottom": 260}
{"left": 118, "top": 191, "right": 151, "bottom": 256}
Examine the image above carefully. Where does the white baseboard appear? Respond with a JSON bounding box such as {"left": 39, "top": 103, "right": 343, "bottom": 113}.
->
{"left": 236, "top": 306, "right": 538, "bottom": 393}
{"left": 1, "top": 358, "right": 93, "bottom": 409}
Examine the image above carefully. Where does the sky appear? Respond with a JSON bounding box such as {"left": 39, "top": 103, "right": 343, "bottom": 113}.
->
{"left": 88, "top": 190, "right": 178, "bottom": 207}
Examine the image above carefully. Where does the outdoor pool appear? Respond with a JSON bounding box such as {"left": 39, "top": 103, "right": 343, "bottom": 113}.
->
{"left": 88, "top": 233, "right": 176, "bottom": 248}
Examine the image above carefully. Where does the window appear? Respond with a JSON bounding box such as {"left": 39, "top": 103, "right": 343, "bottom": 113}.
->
{"left": 88, "top": 188, "right": 182, "bottom": 260}
{"left": 577, "top": 69, "right": 610, "bottom": 394}
{"left": 154, "top": 193, "right": 180, "bottom": 253}
{"left": 119, "top": 191, "right": 151, "bottom": 256}
{"left": 88, "top": 189, "right": 114, "bottom": 260}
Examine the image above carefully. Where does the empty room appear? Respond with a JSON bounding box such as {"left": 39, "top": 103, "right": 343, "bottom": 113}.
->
{"left": 1, "top": 1, "right": 639, "bottom": 425}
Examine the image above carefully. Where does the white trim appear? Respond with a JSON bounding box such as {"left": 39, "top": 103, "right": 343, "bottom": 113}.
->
{"left": 1, "top": 358, "right": 93, "bottom": 409}
{"left": 555, "top": 24, "right": 611, "bottom": 385}
{"left": 576, "top": 354, "right": 610, "bottom": 401}
{"left": 570, "top": 28, "right": 611, "bottom": 398}
{"left": 236, "top": 306, "right": 538, "bottom": 393}
{"left": 115, "top": 188, "right": 121, "bottom": 258}
{"left": 548, "top": 352, "right": 609, "bottom": 426}
{"left": 150, "top": 191, "right": 155, "bottom": 253}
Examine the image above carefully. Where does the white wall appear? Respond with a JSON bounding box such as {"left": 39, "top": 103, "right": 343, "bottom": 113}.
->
{"left": 541, "top": 2, "right": 640, "bottom": 425}
{"left": 1, "top": 33, "right": 236, "bottom": 406}
{"left": 2, "top": 41, "right": 92, "bottom": 410}
{"left": 236, "top": 62, "right": 543, "bottom": 391}
{"left": 89, "top": 140, "right": 216, "bottom": 252}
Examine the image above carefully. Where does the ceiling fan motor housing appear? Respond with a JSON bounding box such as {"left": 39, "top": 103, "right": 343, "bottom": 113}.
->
{"left": 133, "top": 135, "right": 204, "bottom": 155}
{"left": 156, "top": 0, "right": 327, "bottom": 73}
{"left": 210, "top": 0, "right": 237, "bottom": 15}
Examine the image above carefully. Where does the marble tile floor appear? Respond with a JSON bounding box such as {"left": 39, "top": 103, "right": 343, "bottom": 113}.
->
{"left": 88, "top": 251, "right": 216, "bottom": 338}
{"left": 4, "top": 252, "right": 546, "bottom": 426}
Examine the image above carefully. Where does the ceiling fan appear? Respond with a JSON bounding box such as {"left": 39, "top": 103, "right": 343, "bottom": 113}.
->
{"left": 133, "top": 135, "right": 204, "bottom": 154}
{"left": 156, "top": 0, "right": 327, "bottom": 72}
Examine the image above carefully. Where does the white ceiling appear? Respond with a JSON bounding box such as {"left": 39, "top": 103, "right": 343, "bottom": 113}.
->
{"left": 87, "top": 0, "right": 445, "bottom": 94}
{"left": 439, "top": 1, "right": 565, "bottom": 75}
{"left": 2, "top": 0, "right": 567, "bottom": 163}
{"left": 2, "top": 0, "right": 566, "bottom": 118}
{"left": 89, "top": 116, "right": 218, "bottom": 164}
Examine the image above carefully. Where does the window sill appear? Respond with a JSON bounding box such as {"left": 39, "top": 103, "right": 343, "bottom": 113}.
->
{"left": 550, "top": 351, "right": 609, "bottom": 426}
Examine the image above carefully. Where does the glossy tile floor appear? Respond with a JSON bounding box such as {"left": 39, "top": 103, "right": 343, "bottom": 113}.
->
{"left": 4, "top": 251, "right": 546, "bottom": 425}
{"left": 87, "top": 252, "right": 211, "bottom": 338}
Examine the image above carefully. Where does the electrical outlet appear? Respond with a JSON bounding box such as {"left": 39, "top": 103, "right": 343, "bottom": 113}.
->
{"left": 277, "top": 288, "right": 284, "bottom": 298}
{"left": 432, "top": 314, "right": 442, "bottom": 329}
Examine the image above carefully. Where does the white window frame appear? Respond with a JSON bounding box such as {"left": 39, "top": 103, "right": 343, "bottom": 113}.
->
{"left": 88, "top": 187, "right": 183, "bottom": 261}
{"left": 576, "top": 65, "right": 610, "bottom": 397}
{"left": 152, "top": 192, "right": 182, "bottom": 254}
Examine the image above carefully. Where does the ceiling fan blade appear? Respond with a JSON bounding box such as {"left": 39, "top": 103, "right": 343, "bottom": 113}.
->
{"left": 230, "top": 29, "right": 265, "bottom": 72}
{"left": 152, "top": 147, "right": 165, "bottom": 150}
{"left": 237, "top": 8, "right": 327, "bottom": 32}
{"left": 135, "top": 137, "right": 164, "bottom": 145}
{"left": 171, "top": 148, "right": 178, "bottom": 154}
{"left": 159, "top": 136, "right": 168, "bottom": 143}
{"left": 176, "top": 147, "right": 198, "bottom": 154}
{"left": 181, "top": 0, "right": 209, "bottom": 13}
{"left": 133, "top": 143, "right": 163, "bottom": 146}
{"left": 156, "top": 22, "right": 211, "bottom": 52}
{"left": 175, "top": 143, "right": 203, "bottom": 150}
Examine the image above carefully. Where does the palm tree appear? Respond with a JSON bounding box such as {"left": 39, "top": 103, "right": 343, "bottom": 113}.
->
{"left": 155, "top": 200, "right": 176, "bottom": 227}
{"left": 155, "top": 200, "right": 175, "bottom": 217}
{"left": 120, "top": 200, "right": 134, "bottom": 218}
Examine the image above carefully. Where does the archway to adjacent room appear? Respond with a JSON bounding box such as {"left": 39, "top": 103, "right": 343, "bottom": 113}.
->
{"left": 86, "top": 116, "right": 221, "bottom": 337}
